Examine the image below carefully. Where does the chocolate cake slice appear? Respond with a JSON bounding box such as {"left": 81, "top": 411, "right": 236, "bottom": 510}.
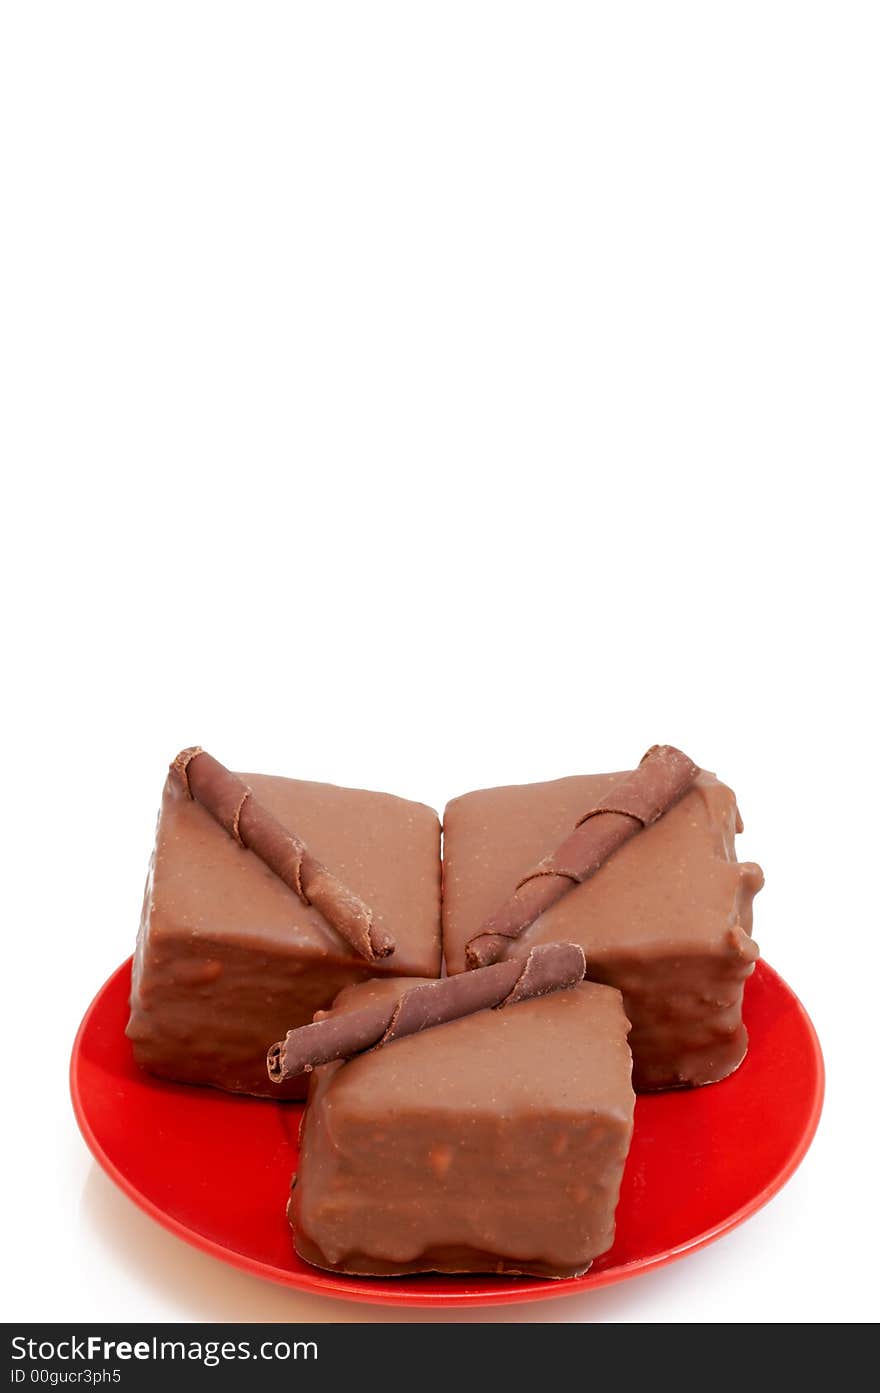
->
{"left": 285, "top": 949, "right": 635, "bottom": 1277}
{"left": 127, "top": 751, "right": 441, "bottom": 1097}
{"left": 442, "top": 751, "right": 763, "bottom": 1090}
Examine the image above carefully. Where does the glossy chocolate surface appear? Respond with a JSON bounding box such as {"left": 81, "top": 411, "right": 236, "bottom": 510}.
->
{"left": 291, "top": 975, "right": 634, "bottom": 1277}
{"left": 127, "top": 771, "right": 441, "bottom": 1097}
{"left": 443, "top": 771, "right": 763, "bottom": 1089}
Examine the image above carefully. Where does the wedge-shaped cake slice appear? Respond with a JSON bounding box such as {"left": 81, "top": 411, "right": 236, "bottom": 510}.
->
{"left": 443, "top": 768, "right": 763, "bottom": 1090}
{"left": 127, "top": 757, "right": 441, "bottom": 1097}
{"left": 289, "top": 972, "right": 634, "bottom": 1277}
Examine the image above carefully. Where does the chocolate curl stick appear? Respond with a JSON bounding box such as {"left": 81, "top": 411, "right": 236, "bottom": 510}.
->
{"left": 465, "top": 744, "right": 699, "bottom": 969}
{"left": 171, "top": 747, "right": 394, "bottom": 963}
{"left": 267, "top": 941, "right": 586, "bottom": 1082}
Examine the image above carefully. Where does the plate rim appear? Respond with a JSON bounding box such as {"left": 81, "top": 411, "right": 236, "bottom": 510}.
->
{"left": 70, "top": 956, "right": 825, "bottom": 1309}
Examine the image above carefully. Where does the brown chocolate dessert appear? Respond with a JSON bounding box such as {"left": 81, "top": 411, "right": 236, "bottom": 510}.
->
{"left": 443, "top": 754, "right": 763, "bottom": 1090}
{"left": 127, "top": 752, "right": 441, "bottom": 1097}
{"left": 287, "top": 952, "right": 635, "bottom": 1278}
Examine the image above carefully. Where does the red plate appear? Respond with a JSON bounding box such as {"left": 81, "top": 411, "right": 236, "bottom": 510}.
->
{"left": 70, "top": 958, "right": 823, "bottom": 1308}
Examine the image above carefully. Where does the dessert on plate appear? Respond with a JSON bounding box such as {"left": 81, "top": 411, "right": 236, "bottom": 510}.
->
{"left": 123, "top": 741, "right": 765, "bottom": 1281}
{"left": 272, "top": 944, "right": 635, "bottom": 1278}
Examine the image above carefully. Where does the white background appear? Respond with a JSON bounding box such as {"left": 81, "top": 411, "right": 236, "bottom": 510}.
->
{"left": 2, "top": 2, "right": 877, "bottom": 1324}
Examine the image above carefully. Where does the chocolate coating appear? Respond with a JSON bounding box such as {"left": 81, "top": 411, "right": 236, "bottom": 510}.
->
{"left": 291, "top": 975, "right": 634, "bottom": 1277}
{"left": 467, "top": 744, "right": 698, "bottom": 967}
{"left": 172, "top": 748, "right": 393, "bottom": 961}
{"left": 127, "top": 770, "right": 441, "bottom": 1097}
{"left": 443, "top": 770, "right": 763, "bottom": 1090}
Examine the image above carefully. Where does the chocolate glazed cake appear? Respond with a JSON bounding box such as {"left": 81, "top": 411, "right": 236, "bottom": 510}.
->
{"left": 443, "top": 746, "right": 763, "bottom": 1090}
{"left": 277, "top": 946, "right": 635, "bottom": 1278}
{"left": 127, "top": 750, "right": 441, "bottom": 1098}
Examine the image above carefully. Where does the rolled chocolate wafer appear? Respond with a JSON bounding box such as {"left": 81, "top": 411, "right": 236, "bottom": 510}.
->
{"left": 171, "top": 747, "right": 393, "bottom": 962}
{"left": 267, "top": 941, "right": 586, "bottom": 1082}
{"left": 465, "top": 744, "right": 699, "bottom": 968}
